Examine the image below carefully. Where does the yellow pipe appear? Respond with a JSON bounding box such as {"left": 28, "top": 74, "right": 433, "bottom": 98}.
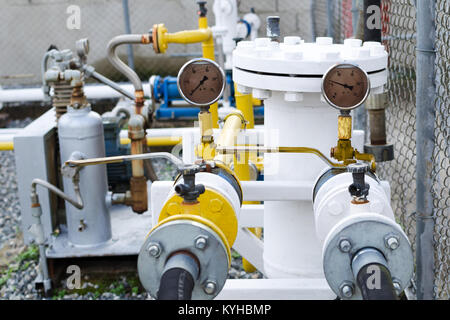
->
{"left": 234, "top": 84, "right": 254, "bottom": 129}
{"left": 198, "top": 16, "right": 219, "bottom": 128}
{"left": 157, "top": 25, "right": 212, "bottom": 51}
{"left": 120, "top": 136, "right": 182, "bottom": 147}
{"left": 0, "top": 142, "right": 14, "bottom": 151}
{"left": 214, "top": 111, "right": 245, "bottom": 166}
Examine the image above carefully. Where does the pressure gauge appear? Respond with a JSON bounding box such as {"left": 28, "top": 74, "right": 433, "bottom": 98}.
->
{"left": 177, "top": 58, "right": 225, "bottom": 106}
{"left": 321, "top": 63, "right": 370, "bottom": 111}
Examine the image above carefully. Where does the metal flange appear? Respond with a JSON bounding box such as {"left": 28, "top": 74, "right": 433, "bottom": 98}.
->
{"left": 137, "top": 218, "right": 229, "bottom": 300}
{"left": 322, "top": 213, "right": 413, "bottom": 300}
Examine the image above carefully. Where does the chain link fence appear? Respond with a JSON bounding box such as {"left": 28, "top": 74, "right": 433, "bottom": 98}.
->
{"left": 0, "top": 0, "right": 448, "bottom": 299}
{"left": 377, "top": 0, "right": 418, "bottom": 292}
{"left": 0, "top": 0, "right": 330, "bottom": 87}
{"left": 433, "top": 0, "right": 450, "bottom": 300}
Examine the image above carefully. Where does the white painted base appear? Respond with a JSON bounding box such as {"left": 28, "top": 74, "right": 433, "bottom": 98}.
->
{"left": 216, "top": 278, "right": 336, "bottom": 300}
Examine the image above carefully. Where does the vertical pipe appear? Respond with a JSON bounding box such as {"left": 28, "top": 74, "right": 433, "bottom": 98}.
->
{"left": 326, "top": 0, "right": 335, "bottom": 39}
{"left": 352, "top": 0, "right": 359, "bottom": 36}
{"left": 122, "top": 0, "right": 135, "bottom": 70}
{"left": 353, "top": 0, "right": 367, "bottom": 136}
{"left": 310, "top": 0, "right": 317, "bottom": 41}
{"left": 415, "top": 0, "right": 436, "bottom": 301}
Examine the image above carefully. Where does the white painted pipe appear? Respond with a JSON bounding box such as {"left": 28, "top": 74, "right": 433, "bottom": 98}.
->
{"left": 263, "top": 92, "right": 337, "bottom": 279}
{"left": 0, "top": 82, "right": 151, "bottom": 103}
{"left": 313, "top": 172, "right": 394, "bottom": 242}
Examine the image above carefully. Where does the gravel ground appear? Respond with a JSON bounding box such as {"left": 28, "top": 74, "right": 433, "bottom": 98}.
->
{"left": 0, "top": 118, "right": 262, "bottom": 300}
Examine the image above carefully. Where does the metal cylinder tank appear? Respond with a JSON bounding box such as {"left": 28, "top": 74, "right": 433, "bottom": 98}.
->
{"left": 58, "top": 105, "right": 112, "bottom": 246}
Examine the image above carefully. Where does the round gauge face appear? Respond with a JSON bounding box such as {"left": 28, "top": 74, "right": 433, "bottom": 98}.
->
{"left": 322, "top": 64, "right": 370, "bottom": 111}
{"left": 177, "top": 58, "right": 225, "bottom": 106}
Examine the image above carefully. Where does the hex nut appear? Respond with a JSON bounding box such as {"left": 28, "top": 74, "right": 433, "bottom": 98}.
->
{"left": 195, "top": 236, "right": 208, "bottom": 250}
{"left": 340, "top": 283, "right": 354, "bottom": 298}
{"left": 204, "top": 281, "right": 216, "bottom": 295}
{"left": 147, "top": 243, "right": 161, "bottom": 257}
{"left": 385, "top": 235, "right": 399, "bottom": 250}
{"left": 339, "top": 239, "right": 352, "bottom": 253}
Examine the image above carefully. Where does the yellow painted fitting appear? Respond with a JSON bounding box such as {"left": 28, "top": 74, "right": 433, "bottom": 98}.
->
{"left": 214, "top": 111, "right": 246, "bottom": 166}
{"left": 198, "top": 17, "right": 214, "bottom": 60}
{"left": 149, "top": 214, "right": 231, "bottom": 268}
{"left": 0, "top": 142, "right": 14, "bottom": 151}
{"left": 120, "top": 136, "right": 182, "bottom": 147}
{"left": 166, "top": 202, "right": 182, "bottom": 216}
{"left": 252, "top": 97, "right": 262, "bottom": 107}
{"left": 355, "top": 151, "right": 377, "bottom": 172}
{"left": 199, "top": 110, "right": 214, "bottom": 142}
{"left": 159, "top": 187, "right": 238, "bottom": 247}
{"left": 209, "top": 198, "right": 223, "bottom": 213}
{"left": 154, "top": 23, "right": 212, "bottom": 54}
{"left": 209, "top": 103, "right": 219, "bottom": 129}
{"left": 331, "top": 139, "right": 355, "bottom": 162}
{"left": 234, "top": 84, "right": 254, "bottom": 129}
{"left": 338, "top": 115, "right": 352, "bottom": 140}
{"left": 195, "top": 143, "right": 216, "bottom": 160}
{"left": 197, "top": 16, "right": 218, "bottom": 128}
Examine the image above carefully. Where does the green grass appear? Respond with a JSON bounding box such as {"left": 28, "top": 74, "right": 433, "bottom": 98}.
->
{"left": 0, "top": 245, "right": 39, "bottom": 288}
{"left": 51, "top": 272, "right": 145, "bottom": 300}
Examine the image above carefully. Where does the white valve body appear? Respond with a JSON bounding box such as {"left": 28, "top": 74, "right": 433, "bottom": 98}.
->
{"left": 232, "top": 37, "right": 388, "bottom": 280}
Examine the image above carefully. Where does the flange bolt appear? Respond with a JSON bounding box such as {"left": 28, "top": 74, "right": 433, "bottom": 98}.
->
{"left": 204, "top": 281, "right": 216, "bottom": 295}
{"left": 340, "top": 283, "right": 354, "bottom": 298}
{"left": 386, "top": 236, "right": 399, "bottom": 250}
{"left": 393, "top": 280, "right": 402, "bottom": 294}
{"left": 195, "top": 236, "right": 208, "bottom": 250}
{"left": 339, "top": 239, "right": 352, "bottom": 253}
{"left": 147, "top": 243, "right": 161, "bottom": 257}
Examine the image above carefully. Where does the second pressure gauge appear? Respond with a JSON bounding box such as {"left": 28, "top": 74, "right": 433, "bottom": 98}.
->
{"left": 177, "top": 58, "right": 225, "bottom": 107}
{"left": 321, "top": 63, "right": 370, "bottom": 111}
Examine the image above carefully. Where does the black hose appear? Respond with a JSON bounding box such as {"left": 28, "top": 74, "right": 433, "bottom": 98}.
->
{"left": 356, "top": 262, "right": 398, "bottom": 300}
{"left": 157, "top": 268, "right": 195, "bottom": 300}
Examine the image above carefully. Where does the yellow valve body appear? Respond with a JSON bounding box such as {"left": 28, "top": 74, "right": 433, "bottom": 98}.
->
{"left": 159, "top": 187, "right": 238, "bottom": 247}
{"left": 149, "top": 214, "right": 231, "bottom": 268}
{"left": 338, "top": 115, "right": 352, "bottom": 140}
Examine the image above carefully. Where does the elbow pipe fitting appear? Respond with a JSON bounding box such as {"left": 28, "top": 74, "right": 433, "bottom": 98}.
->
{"left": 106, "top": 34, "right": 152, "bottom": 111}
{"left": 151, "top": 23, "right": 212, "bottom": 54}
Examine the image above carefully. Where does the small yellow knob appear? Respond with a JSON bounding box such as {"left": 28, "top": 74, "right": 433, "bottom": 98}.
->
{"left": 167, "top": 202, "right": 181, "bottom": 215}
{"left": 209, "top": 199, "right": 223, "bottom": 213}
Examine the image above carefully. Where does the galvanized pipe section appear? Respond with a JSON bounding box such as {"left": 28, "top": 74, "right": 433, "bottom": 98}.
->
{"left": 326, "top": 0, "right": 335, "bottom": 39}
{"left": 310, "top": 0, "right": 317, "bottom": 41}
{"left": 89, "top": 70, "right": 135, "bottom": 100}
{"left": 106, "top": 34, "right": 146, "bottom": 94}
{"left": 121, "top": 0, "right": 135, "bottom": 71}
{"left": 415, "top": 0, "right": 436, "bottom": 301}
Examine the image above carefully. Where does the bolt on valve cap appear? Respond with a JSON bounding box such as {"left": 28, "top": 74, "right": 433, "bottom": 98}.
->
{"left": 266, "top": 16, "right": 280, "bottom": 41}
{"left": 347, "top": 162, "right": 370, "bottom": 174}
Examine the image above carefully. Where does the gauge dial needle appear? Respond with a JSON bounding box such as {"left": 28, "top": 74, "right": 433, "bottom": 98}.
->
{"left": 329, "top": 80, "right": 353, "bottom": 91}
{"left": 190, "top": 76, "right": 208, "bottom": 95}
